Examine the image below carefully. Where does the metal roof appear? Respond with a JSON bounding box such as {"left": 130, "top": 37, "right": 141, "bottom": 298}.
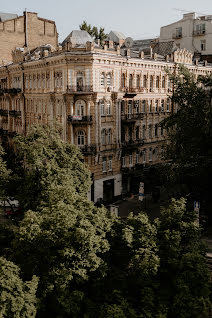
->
{"left": 61, "top": 30, "right": 94, "bottom": 47}
{"left": 0, "top": 12, "right": 18, "bottom": 22}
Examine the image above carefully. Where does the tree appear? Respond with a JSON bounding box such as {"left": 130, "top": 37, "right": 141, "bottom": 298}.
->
{"left": 0, "top": 257, "right": 38, "bottom": 318}
{"left": 11, "top": 124, "right": 114, "bottom": 317}
{"left": 79, "top": 20, "right": 107, "bottom": 43}
{"left": 157, "top": 198, "right": 211, "bottom": 318}
{"left": 12, "top": 124, "right": 91, "bottom": 212}
{"left": 161, "top": 65, "right": 212, "bottom": 216}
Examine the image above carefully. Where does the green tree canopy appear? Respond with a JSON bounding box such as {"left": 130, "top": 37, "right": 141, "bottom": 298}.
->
{"left": 0, "top": 257, "right": 38, "bottom": 318}
{"left": 12, "top": 124, "right": 91, "bottom": 211}
{"left": 79, "top": 20, "right": 107, "bottom": 43}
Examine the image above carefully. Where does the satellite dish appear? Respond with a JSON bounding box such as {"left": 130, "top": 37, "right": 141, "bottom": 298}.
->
{"left": 125, "top": 37, "right": 133, "bottom": 48}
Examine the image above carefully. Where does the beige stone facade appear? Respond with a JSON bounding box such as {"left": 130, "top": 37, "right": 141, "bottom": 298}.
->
{"left": 0, "top": 11, "right": 58, "bottom": 64}
{"left": 0, "top": 42, "right": 211, "bottom": 202}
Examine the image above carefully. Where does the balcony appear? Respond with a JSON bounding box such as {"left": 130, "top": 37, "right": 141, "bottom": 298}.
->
{"left": 172, "top": 33, "right": 182, "bottom": 39}
{"left": 0, "top": 109, "right": 8, "bottom": 117}
{"left": 121, "top": 113, "right": 144, "bottom": 124}
{"left": 120, "top": 87, "right": 144, "bottom": 98}
{"left": 67, "top": 85, "right": 93, "bottom": 94}
{"left": 80, "top": 144, "right": 97, "bottom": 155}
{"left": 0, "top": 88, "right": 21, "bottom": 95}
{"left": 9, "top": 110, "right": 21, "bottom": 118}
{"left": 193, "top": 29, "right": 206, "bottom": 36}
{"left": 122, "top": 139, "right": 144, "bottom": 150}
{"left": 67, "top": 115, "right": 92, "bottom": 125}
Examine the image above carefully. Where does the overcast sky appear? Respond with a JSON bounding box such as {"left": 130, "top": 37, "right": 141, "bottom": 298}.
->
{"left": 1, "top": 0, "right": 212, "bottom": 42}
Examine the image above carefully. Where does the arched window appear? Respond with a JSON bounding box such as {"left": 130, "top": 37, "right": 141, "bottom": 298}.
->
{"left": 136, "top": 75, "right": 140, "bottom": 88}
{"left": 101, "top": 129, "right": 107, "bottom": 145}
{"left": 143, "top": 75, "right": 147, "bottom": 88}
{"left": 106, "top": 101, "right": 111, "bottom": 115}
{"left": 107, "top": 73, "right": 112, "bottom": 86}
{"left": 156, "top": 76, "right": 160, "bottom": 88}
{"left": 129, "top": 74, "right": 133, "bottom": 89}
{"left": 121, "top": 73, "right": 126, "bottom": 88}
{"left": 77, "top": 130, "right": 85, "bottom": 146}
{"left": 100, "top": 100, "right": 105, "bottom": 116}
{"left": 100, "top": 73, "right": 105, "bottom": 87}
{"left": 75, "top": 100, "right": 86, "bottom": 117}
{"left": 149, "top": 100, "right": 153, "bottom": 113}
{"left": 142, "top": 100, "right": 146, "bottom": 113}
{"left": 155, "top": 100, "right": 159, "bottom": 112}
{"left": 76, "top": 72, "right": 84, "bottom": 91}
{"left": 162, "top": 76, "right": 166, "bottom": 88}
{"left": 107, "top": 129, "right": 112, "bottom": 144}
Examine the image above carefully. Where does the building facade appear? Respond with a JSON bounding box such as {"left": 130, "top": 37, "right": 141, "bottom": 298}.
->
{"left": 0, "top": 39, "right": 211, "bottom": 202}
{"left": 160, "top": 12, "right": 212, "bottom": 62}
{"left": 0, "top": 11, "right": 58, "bottom": 64}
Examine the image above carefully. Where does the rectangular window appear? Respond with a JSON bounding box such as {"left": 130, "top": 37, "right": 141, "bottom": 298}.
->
{"left": 129, "top": 154, "right": 133, "bottom": 166}
{"left": 108, "top": 156, "right": 112, "bottom": 171}
{"left": 100, "top": 101, "right": 105, "bottom": 116}
{"left": 201, "top": 40, "right": 206, "bottom": 51}
{"left": 122, "top": 156, "right": 126, "bottom": 167}
{"left": 102, "top": 157, "right": 107, "bottom": 172}
{"left": 142, "top": 150, "right": 146, "bottom": 163}
{"left": 136, "top": 152, "right": 139, "bottom": 164}
{"left": 161, "top": 99, "right": 165, "bottom": 112}
{"left": 142, "top": 100, "right": 146, "bottom": 113}
{"left": 134, "top": 100, "right": 139, "bottom": 113}
{"left": 149, "top": 148, "right": 152, "bottom": 161}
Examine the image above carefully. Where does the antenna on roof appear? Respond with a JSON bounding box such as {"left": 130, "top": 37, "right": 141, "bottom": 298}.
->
{"left": 173, "top": 8, "right": 209, "bottom": 16}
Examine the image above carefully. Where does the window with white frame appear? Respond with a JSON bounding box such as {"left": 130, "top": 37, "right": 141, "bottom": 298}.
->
{"left": 108, "top": 156, "right": 112, "bottom": 171}
{"left": 100, "top": 100, "right": 105, "bottom": 116}
{"left": 155, "top": 100, "right": 159, "bottom": 112}
{"left": 100, "top": 73, "right": 105, "bottom": 86}
{"left": 102, "top": 157, "right": 107, "bottom": 172}
{"left": 75, "top": 100, "right": 85, "bottom": 117}
{"left": 77, "top": 130, "right": 85, "bottom": 145}
{"left": 134, "top": 100, "right": 139, "bottom": 113}
{"left": 106, "top": 101, "right": 111, "bottom": 115}
{"left": 122, "top": 156, "right": 126, "bottom": 167}
{"left": 107, "top": 73, "right": 112, "bottom": 86}
{"left": 107, "top": 129, "right": 112, "bottom": 144}
{"left": 161, "top": 99, "right": 165, "bottom": 112}
{"left": 129, "top": 154, "right": 133, "bottom": 166}
{"left": 142, "top": 100, "right": 146, "bottom": 113}
{"left": 101, "top": 129, "right": 107, "bottom": 145}
{"left": 142, "top": 150, "right": 146, "bottom": 163}
{"left": 166, "top": 98, "right": 171, "bottom": 112}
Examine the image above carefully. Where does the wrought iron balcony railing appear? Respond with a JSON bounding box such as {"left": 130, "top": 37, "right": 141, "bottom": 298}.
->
{"left": 0, "top": 109, "right": 8, "bottom": 116}
{"left": 0, "top": 88, "right": 21, "bottom": 95}
{"left": 122, "top": 139, "right": 144, "bottom": 149}
{"left": 9, "top": 110, "right": 21, "bottom": 117}
{"left": 79, "top": 144, "right": 97, "bottom": 155}
{"left": 121, "top": 113, "right": 144, "bottom": 122}
{"left": 67, "top": 115, "right": 92, "bottom": 124}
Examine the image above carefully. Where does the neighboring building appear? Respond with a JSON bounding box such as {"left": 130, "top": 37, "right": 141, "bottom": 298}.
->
{"left": 0, "top": 32, "right": 211, "bottom": 203}
{"left": 160, "top": 12, "right": 212, "bottom": 62}
{"left": 107, "top": 31, "right": 126, "bottom": 46}
{"left": 0, "top": 11, "right": 58, "bottom": 64}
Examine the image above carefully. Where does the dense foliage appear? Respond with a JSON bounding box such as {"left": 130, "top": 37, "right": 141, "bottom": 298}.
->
{"left": 0, "top": 125, "right": 211, "bottom": 317}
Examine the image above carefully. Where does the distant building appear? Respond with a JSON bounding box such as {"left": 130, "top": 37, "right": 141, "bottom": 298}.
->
{"left": 62, "top": 30, "right": 94, "bottom": 48}
{"left": 160, "top": 12, "right": 212, "bottom": 62}
{"left": 107, "top": 31, "right": 126, "bottom": 46}
{"left": 0, "top": 11, "right": 58, "bottom": 64}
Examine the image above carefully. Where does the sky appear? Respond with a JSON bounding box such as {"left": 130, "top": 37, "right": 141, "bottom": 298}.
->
{"left": 1, "top": 0, "right": 212, "bottom": 42}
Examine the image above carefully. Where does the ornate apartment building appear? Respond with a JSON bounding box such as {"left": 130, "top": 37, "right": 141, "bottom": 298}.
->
{"left": 0, "top": 37, "right": 211, "bottom": 202}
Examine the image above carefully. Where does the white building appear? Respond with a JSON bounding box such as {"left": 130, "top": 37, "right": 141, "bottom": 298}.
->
{"left": 160, "top": 12, "right": 212, "bottom": 62}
